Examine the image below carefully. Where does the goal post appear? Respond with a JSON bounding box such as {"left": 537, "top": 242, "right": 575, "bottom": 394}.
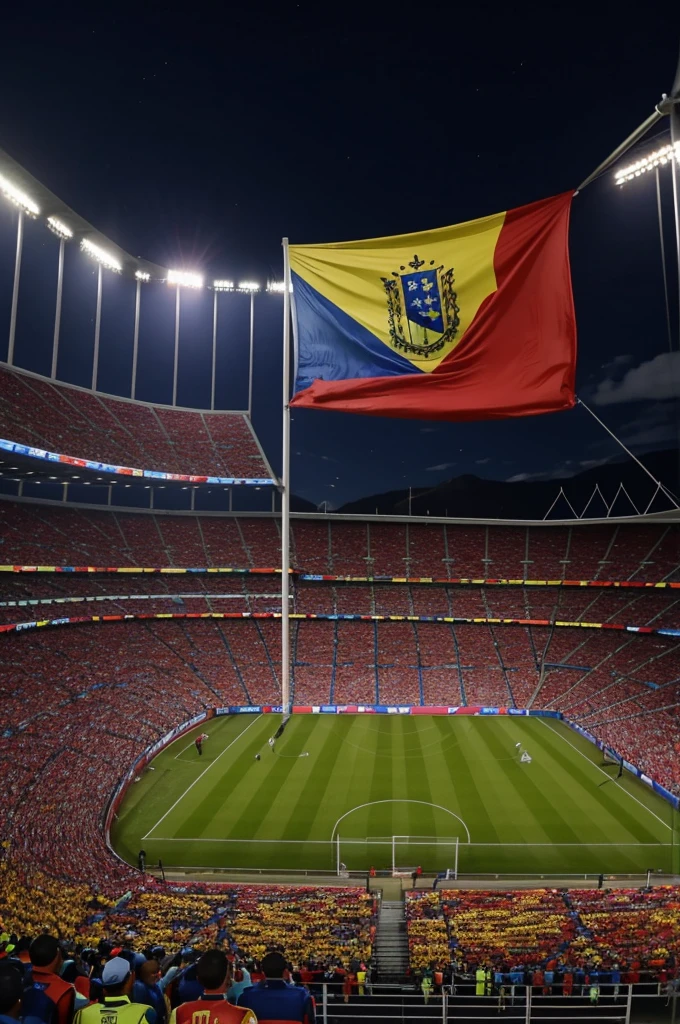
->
{"left": 332, "top": 835, "right": 460, "bottom": 876}
{"left": 391, "top": 835, "right": 460, "bottom": 879}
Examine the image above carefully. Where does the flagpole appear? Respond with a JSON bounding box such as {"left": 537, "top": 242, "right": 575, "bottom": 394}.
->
{"left": 576, "top": 108, "right": 665, "bottom": 192}
{"left": 281, "top": 237, "right": 292, "bottom": 716}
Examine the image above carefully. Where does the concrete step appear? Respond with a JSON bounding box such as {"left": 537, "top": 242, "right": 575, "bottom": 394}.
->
{"left": 375, "top": 898, "right": 409, "bottom": 980}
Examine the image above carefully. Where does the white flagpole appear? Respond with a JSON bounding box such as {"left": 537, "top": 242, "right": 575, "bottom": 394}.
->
{"left": 281, "top": 238, "right": 292, "bottom": 716}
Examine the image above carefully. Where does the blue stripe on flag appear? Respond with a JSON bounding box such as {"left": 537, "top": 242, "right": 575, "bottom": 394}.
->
{"left": 292, "top": 271, "right": 419, "bottom": 392}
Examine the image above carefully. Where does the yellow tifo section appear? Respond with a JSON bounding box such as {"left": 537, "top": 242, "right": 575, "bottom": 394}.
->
{"left": 290, "top": 208, "right": 506, "bottom": 373}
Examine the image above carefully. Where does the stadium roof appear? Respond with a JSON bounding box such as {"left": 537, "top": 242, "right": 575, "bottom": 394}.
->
{"left": 1, "top": 492, "right": 679, "bottom": 526}
{"left": 0, "top": 146, "right": 166, "bottom": 282}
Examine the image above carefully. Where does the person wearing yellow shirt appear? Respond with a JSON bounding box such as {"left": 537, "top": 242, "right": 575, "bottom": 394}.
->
{"left": 74, "top": 958, "right": 156, "bottom": 1024}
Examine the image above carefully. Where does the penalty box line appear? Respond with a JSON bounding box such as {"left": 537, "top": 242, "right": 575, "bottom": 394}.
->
{"left": 142, "top": 714, "right": 262, "bottom": 840}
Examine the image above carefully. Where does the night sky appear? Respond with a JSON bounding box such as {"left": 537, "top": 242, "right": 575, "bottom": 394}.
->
{"left": 2, "top": 3, "right": 680, "bottom": 510}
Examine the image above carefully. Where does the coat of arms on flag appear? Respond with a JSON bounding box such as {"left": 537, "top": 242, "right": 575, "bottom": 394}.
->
{"left": 382, "top": 255, "right": 460, "bottom": 359}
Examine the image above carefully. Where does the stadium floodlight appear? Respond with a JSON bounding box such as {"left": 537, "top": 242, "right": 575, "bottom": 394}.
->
{"left": 135, "top": 269, "right": 150, "bottom": 282}
{"left": 0, "top": 172, "right": 39, "bottom": 215}
{"left": 213, "top": 279, "right": 235, "bottom": 291}
{"left": 614, "top": 141, "right": 680, "bottom": 185}
{"left": 80, "top": 238, "right": 122, "bottom": 272}
{"left": 47, "top": 216, "right": 73, "bottom": 240}
{"left": 168, "top": 269, "right": 203, "bottom": 289}
{"left": 238, "top": 281, "right": 260, "bottom": 292}
{"left": 267, "top": 281, "right": 291, "bottom": 293}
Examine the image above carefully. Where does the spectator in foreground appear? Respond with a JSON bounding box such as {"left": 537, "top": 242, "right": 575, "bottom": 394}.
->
{"left": 0, "top": 963, "right": 23, "bottom": 1024}
{"left": 28, "top": 935, "right": 75, "bottom": 1024}
{"left": 169, "top": 950, "right": 256, "bottom": 1024}
{"left": 238, "top": 951, "right": 314, "bottom": 1024}
{"left": 74, "top": 957, "right": 156, "bottom": 1024}
{"left": 132, "top": 961, "right": 169, "bottom": 1024}
{"left": 227, "top": 964, "right": 252, "bottom": 1005}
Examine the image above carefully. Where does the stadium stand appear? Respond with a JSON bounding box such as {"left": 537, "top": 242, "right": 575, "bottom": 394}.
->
{"left": 0, "top": 365, "right": 269, "bottom": 478}
{"left": 406, "top": 887, "right": 680, "bottom": 976}
{"left": 3, "top": 501, "right": 680, "bottom": 579}
{"left": 0, "top": 871, "right": 377, "bottom": 968}
{"left": 2, "top": 499, "right": 680, "bottom": 978}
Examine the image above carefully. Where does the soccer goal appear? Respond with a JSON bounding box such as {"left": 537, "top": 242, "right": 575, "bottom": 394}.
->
{"left": 391, "top": 835, "right": 460, "bottom": 879}
{"left": 333, "top": 834, "right": 460, "bottom": 876}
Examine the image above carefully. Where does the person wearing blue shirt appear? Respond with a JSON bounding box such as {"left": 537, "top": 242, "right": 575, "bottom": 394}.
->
{"left": 238, "top": 952, "right": 315, "bottom": 1023}
{"left": 133, "top": 960, "right": 177, "bottom": 1024}
{"left": 0, "top": 963, "right": 22, "bottom": 1024}
{"left": 173, "top": 952, "right": 203, "bottom": 1007}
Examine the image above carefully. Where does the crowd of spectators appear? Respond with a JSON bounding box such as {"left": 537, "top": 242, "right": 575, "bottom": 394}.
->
{"left": 406, "top": 887, "right": 680, "bottom": 979}
{"left": 1, "top": 603, "right": 678, "bottom": 794}
{"left": 0, "top": 874, "right": 375, "bottom": 973}
{"left": 2, "top": 498, "right": 680, "bottom": 580}
{"left": 0, "top": 366, "right": 268, "bottom": 479}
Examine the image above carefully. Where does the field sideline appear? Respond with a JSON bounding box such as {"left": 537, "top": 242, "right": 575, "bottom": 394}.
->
{"left": 111, "top": 714, "right": 679, "bottom": 876}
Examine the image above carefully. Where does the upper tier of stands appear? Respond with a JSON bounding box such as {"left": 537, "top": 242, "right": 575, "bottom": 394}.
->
{"left": 0, "top": 366, "right": 269, "bottom": 478}
{"left": 2, "top": 502, "right": 680, "bottom": 580}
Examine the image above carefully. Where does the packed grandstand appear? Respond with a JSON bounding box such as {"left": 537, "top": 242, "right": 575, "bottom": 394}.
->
{"left": 1, "top": 172, "right": 679, "bottom": 1019}
{"left": 1, "top": 372, "right": 679, "bottom": 1006}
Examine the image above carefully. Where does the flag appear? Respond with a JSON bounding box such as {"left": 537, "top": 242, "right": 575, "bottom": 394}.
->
{"left": 289, "top": 192, "right": 576, "bottom": 421}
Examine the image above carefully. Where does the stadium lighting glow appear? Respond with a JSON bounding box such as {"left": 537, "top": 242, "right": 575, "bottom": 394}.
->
{"left": 0, "top": 173, "right": 39, "bottom": 215}
{"left": 47, "top": 216, "right": 73, "bottom": 240}
{"left": 80, "top": 238, "right": 122, "bottom": 272}
{"left": 614, "top": 142, "right": 680, "bottom": 185}
{"left": 213, "top": 279, "right": 235, "bottom": 291}
{"left": 135, "top": 270, "right": 150, "bottom": 282}
{"left": 267, "top": 281, "right": 291, "bottom": 293}
{"left": 238, "top": 281, "right": 260, "bottom": 292}
{"left": 168, "top": 269, "right": 203, "bottom": 289}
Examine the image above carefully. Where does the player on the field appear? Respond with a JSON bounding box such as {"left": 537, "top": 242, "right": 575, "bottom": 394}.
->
{"left": 195, "top": 733, "right": 209, "bottom": 756}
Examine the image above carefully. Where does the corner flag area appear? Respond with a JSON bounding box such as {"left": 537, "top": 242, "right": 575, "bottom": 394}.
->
{"left": 111, "top": 714, "right": 678, "bottom": 876}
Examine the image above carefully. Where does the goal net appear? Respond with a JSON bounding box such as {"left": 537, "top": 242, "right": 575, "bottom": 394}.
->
{"left": 391, "top": 835, "right": 460, "bottom": 878}
{"left": 332, "top": 834, "right": 460, "bottom": 877}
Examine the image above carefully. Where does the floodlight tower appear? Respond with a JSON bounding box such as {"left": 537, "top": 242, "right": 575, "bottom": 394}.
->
{"left": 212, "top": 281, "right": 235, "bottom": 410}
{"left": 46, "top": 217, "right": 73, "bottom": 379}
{"left": 0, "top": 172, "right": 40, "bottom": 366}
{"left": 614, "top": 141, "right": 680, "bottom": 352}
{"left": 238, "top": 281, "right": 261, "bottom": 418}
{"left": 80, "top": 239, "right": 123, "bottom": 390}
{"left": 167, "top": 270, "right": 204, "bottom": 406}
{"left": 131, "top": 271, "right": 150, "bottom": 399}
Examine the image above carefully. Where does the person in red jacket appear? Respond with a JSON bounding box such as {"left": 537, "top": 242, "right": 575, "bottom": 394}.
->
{"left": 29, "top": 936, "right": 75, "bottom": 1024}
{"left": 170, "top": 950, "right": 255, "bottom": 1024}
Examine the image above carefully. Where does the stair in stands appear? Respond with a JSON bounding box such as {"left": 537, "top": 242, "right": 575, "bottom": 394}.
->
{"left": 374, "top": 899, "right": 409, "bottom": 980}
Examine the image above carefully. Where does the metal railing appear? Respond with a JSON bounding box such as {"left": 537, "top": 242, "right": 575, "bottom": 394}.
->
{"left": 315, "top": 982, "right": 677, "bottom": 1023}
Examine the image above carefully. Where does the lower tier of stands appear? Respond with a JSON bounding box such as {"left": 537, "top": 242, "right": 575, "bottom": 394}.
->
{"left": 0, "top": 871, "right": 676, "bottom": 980}
{"left": 0, "top": 869, "right": 376, "bottom": 969}
{"left": 406, "top": 887, "right": 679, "bottom": 976}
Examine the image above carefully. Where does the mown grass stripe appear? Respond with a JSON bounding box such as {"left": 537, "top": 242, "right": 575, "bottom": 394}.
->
{"left": 279, "top": 717, "right": 357, "bottom": 842}
{"left": 530, "top": 720, "right": 662, "bottom": 844}
{"left": 429, "top": 717, "right": 500, "bottom": 844}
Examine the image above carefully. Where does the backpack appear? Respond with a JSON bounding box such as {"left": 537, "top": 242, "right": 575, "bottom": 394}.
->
{"left": 22, "top": 977, "right": 60, "bottom": 1024}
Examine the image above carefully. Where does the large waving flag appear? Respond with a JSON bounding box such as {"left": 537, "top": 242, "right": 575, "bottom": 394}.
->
{"left": 289, "top": 192, "right": 576, "bottom": 421}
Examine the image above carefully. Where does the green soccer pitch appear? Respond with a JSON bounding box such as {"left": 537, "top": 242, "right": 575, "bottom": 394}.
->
{"left": 111, "top": 714, "right": 679, "bottom": 877}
